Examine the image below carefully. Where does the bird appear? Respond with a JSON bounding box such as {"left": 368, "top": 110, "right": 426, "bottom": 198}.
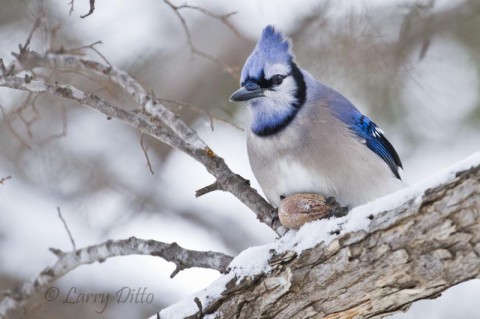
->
{"left": 230, "top": 25, "right": 404, "bottom": 209}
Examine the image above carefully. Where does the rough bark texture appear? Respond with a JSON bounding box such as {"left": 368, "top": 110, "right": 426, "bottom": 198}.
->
{"left": 184, "top": 164, "right": 480, "bottom": 319}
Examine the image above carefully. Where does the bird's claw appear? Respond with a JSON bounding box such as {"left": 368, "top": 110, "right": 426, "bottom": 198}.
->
{"left": 326, "top": 196, "right": 336, "bottom": 205}
{"left": 326, "top": 197, "right": 349, "bottom": 218}
{"left": 330, "top": 206, "right": 349, "bottom": 218}
{"left": 270, "top": 207, "right": 279, "bottom": 227}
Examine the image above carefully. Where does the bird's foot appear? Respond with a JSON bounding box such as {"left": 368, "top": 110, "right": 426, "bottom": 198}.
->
{"left": 326, "top": 197, "right": 349, "bottom": 218}
{"left": 270, "top": 207, "right": 279, "bottom": 227}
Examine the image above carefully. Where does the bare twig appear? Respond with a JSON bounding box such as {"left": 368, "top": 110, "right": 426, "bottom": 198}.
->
{"left": 0, "top": 236, "right": 233, "bottom": 318}
{"left": 0, "top": 176, "right": 12, "bottom": 185}
{"left": 183, "top": 6, "right": 238, "bottom": 35}
{"left": 68, "top": 0, "right": 75, "bottom": 16}
{"left": 140, "top": 132, "right": 155, "bottom": 175}
{"left": 196, "top": 181, "right": 221, "bottom": 197}
{"left": 19, "top": 14, "right": 42, "bottom": 53}
{"left": 80, "top": 0, "right": 95, "bottom": 18}
{"left": 56, "top": 207, "right": 76, "bottom": 251}
{"left": 0, "top": 103, "right": 32, "bottom": 149}
{"left": 40, "top": 100, "right": 67, "bottom": 145}
{"left": 164, "top": 0, "right": 194, "bottom": 56}
{"left": 191, "top": 47, "right": 240, "bottom": 78}
{"left": 163, "top": 0, "right": 240, "bottom": 77}
{"left": 16, "top": 93, "right": 41, "bottom": 138}
{"left": 196, "top": 174, "right": 250, "bottom": 197}
{"left": 0, "top": 66, "right": 66, "bottom": 146}
{"left": 85, "top": 41, "right": 111, "bottom": 66}
{"left": 159, "top": 97, "right": 244, "bottom": 132}
{"left": 54, "top": 40, "right": 112, "bottom": 67}
{"left": 170, "top": 2, "right": 244, "bottom": 40}
{"left": 48, "top": 23, "right": 61, "bottom": 50}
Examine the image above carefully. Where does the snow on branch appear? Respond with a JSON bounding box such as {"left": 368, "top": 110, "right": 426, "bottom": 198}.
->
{"left": 157, "top": 153, "right": 480, "bottom": 319}
{"left": 1, "top": 52, "right": 286, "bottom": 235}
{"left": 0, "top": 236, "right": 233, "bottom": 318}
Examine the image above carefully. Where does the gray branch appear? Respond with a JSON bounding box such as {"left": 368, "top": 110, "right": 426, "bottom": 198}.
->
{"left": 0, "top": 237, "right": 233, "bottom": 318}
{"left": 5, "top": 52, "right": 286, "bottom": 235}
{"left": 158, "top": 159, "right": 480, "bottom": 319}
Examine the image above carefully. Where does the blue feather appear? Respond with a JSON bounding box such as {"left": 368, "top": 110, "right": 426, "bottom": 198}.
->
{"left": 241, "top": 25, "right": 293, "bottom": 84}
{"left": 327, "top": 91, "right": 403, "bottom": 179}
{"left": 352, "top": 113, "right": 402, "bottom": 179}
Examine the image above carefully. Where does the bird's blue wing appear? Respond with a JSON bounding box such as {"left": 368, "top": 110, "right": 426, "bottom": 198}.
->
{"left": 327, "top": 92, "right": 403, "bottom": 179}
{"left": 349, "top": 113, "right": 403, "bottom": 179}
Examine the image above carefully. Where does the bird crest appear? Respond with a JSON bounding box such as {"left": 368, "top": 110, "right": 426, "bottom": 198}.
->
{"left": 241, "top": 25, "right": 294, "bottom": 83}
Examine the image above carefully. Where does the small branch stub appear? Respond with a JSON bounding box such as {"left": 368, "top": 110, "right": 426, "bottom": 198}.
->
{"left": 80, "top": 0, "right": 96, "bottom": 18}
{"left": 0, "top": 176, "right": 12, "bottom": 185}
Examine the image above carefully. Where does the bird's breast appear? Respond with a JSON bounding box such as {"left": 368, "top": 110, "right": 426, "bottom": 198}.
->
{"left": 246, "top": 122, "right": 336, "bottom": 207}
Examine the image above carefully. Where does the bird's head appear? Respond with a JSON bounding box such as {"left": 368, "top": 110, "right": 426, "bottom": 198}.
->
{"left": 230, "top": 25, "right": 306, "bottom": 136}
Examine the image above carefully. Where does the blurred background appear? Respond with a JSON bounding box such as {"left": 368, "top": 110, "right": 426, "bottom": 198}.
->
{"left": 0, "top": 0, "right": 479, "bottom": 318}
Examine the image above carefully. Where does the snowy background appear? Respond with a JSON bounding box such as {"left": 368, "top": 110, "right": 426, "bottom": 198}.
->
{"left": 0, "top": 0, "right": 479, "bottom": 318}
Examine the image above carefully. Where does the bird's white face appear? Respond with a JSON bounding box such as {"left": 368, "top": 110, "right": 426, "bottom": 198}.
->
{"left": 230, "top": 60, "right": 307, "bottom": 136}
{"left": 246, "top": 62, "right": 299, "bottom": 104}
{"left": 262, "top": 69, "right": 298, "bottom": 108}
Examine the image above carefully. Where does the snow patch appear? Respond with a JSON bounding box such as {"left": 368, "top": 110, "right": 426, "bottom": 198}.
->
{"left": 156, "top": 274, "right": 234, "bottom": 319}
{"left": 69, "top": 86, "right": 86, "bottom": 100}
{"left": 227, "top": 245, "right": 273, "bottom": 277}
{"left": 25, "top": 80, "right": 48, "bottom": 93}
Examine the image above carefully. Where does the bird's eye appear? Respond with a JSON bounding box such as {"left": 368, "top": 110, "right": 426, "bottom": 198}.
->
{"left": 271, "top": 75, "right": 284, "bottom": 85}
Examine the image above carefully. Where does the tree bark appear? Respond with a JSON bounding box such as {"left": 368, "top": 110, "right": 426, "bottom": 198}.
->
{"left": 162, "top": 160, "right": 480, "bottom": 319}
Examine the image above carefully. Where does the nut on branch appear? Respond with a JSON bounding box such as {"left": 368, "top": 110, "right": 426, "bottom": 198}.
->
{"left": 278, "top": 193, "right": 342, "bottom": 229}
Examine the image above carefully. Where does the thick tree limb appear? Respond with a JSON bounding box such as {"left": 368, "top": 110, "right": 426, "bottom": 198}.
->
{"left": 0, "top": 237, "right": 233, "bottom": 318}
{"left": 158, "top": 155, "right": 480, "bottom": 319}
{"left": 2, "top": 52, "right": 286, "bottom": 235}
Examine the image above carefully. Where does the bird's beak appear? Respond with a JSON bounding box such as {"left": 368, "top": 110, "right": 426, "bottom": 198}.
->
{"left": 230, "top": 87, "right": 265, "bottom": 102}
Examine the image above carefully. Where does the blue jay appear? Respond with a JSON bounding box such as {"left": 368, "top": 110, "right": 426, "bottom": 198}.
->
{"left": 230, "top": 26, "right": 404, "bottom": 209}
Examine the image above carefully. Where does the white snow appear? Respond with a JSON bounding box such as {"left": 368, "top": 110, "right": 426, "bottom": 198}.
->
{"left": 24, "top": 80, "right": 48, "bottom": 93}
{"left": 157, "top": 151, "right": 480, "bottom": 318}
{"left": 156, "top": 274, "right": 235, "bottom": 319}
{"left": 69, "top": 85, "right": 86, "bottom": 100}
{"left": 227, "top": 245, "right": 273, "bottom": 277}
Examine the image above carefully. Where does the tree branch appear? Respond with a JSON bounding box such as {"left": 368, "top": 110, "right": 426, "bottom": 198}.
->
{"left": 0, "top": 236, "right": 233, "bottom": 318}
{"left": 56, "top": 207, "right": 77, "bottom": 251}
{"left": 158, "top": 155, "right": 480, "bottom": 319}
{"left": 80, "top": 0, "right": 95, "bottom": 18}
{"left": 2, "top": 52, "right": 286, "bottom": 235}
{"left": 0, "top": 176, "right": 12, "bottom": 185}
{"left": 163, "top": 0, "right": 241, "bottom": 77}
{"left": 140, "top": 132, "right": 155, "bottom": 175}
